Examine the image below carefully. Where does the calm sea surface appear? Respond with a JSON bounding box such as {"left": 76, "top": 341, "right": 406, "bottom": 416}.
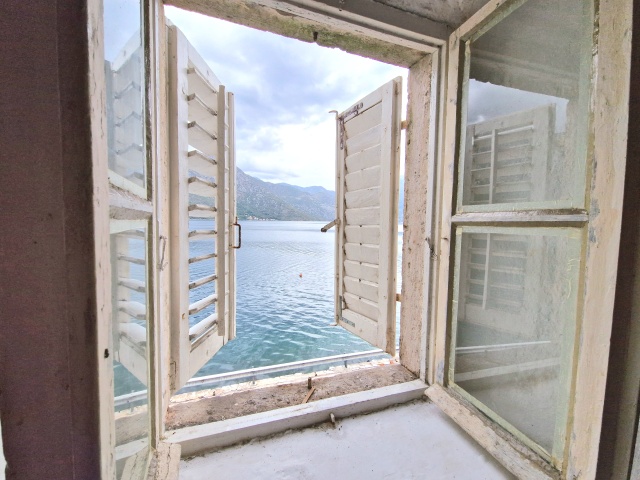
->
{"left": 115, "top": 220, "right": 402, "bottom": 397}
{"left": 192, "top": 220, "right": 402, "bottom": 377}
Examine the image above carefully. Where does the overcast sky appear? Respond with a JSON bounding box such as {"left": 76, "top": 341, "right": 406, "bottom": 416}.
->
{"left": 165, "top": 6, "right": 407, "bottom": 190}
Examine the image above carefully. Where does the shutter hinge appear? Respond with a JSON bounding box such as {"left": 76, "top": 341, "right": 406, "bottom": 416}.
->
{"left": 338, "top": 102, "right": 363, "bottom": 150}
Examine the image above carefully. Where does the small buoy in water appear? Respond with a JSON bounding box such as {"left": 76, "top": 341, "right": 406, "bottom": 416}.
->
{"left": 299, "top": 273, "right": 303, "bottom": 278}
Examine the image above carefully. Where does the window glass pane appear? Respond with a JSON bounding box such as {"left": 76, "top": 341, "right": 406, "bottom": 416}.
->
{"left": 459, "top": 0, "right": 592, "bottom": 210}
{"left": 110, "top": 221, "right": 150, "bottom": 477}
{"left": 105, "top": 0, "right": 147, "bottom": 195}
{"left": 451, "top": 228, "right": 582, "bottom": 456}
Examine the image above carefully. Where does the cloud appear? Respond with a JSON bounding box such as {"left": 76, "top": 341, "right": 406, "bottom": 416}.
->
{"left": 165, "top": 6, "right": 407, "bottom": 189}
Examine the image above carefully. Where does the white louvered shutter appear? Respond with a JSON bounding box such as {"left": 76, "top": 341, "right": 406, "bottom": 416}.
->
{"left": 168, "top": 24, "right": 237, "bottom": 392}
{"left": 334, "top": 77, "right": 402, "bottom": 356}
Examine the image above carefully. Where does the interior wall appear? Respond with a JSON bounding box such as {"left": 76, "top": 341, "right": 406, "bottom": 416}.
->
{"left": 0, "top": 1, "right": 102, "bottom": 478}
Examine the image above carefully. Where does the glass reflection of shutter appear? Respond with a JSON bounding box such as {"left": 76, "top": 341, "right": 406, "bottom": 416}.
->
{"left": 464, "top": 105, "right": 553, "bottom": 206}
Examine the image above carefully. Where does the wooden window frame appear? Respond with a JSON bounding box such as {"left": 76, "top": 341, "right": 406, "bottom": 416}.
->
{"left": 92, "top": 0, "right": 630, "bottom": 476}
{"left": 426, "top": 0, "right": 632, "bottom": 478}
{"left": 93, "top": 0, "right": 170, "bottom": 476}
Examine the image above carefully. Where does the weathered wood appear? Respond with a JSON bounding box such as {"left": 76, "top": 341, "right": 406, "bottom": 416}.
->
{"left": 344, "top": 260, "right": 379, "bottom": 283}
{"left": 567, "top": 0, "right": 632, "bottom": 476}
{"left": 188, "top": 273, "right": 217, "bottom": 290}
{"left": 343, "top": 295, "right": 379, "bottom": 322}
{"left": 188, "top": 314, "right": 218, "bottom": 341}
{"left": 165, "top": 0, "right": 443, "bottom": 68}
{"left": 345, "top": 125, "right": 382, "bottom": 153}
{"left": 344, "top": 225, "right": 380, "bottom": 244}
{"left": 147, "top": 442, "right": 181, "bottom": 480}
{"left": 187, "top": 121, "right": 217, "bottom": 155}
{"left": 168, "top": 24, "right": 193, "bottom": 391}
{"left": 187, "top": 149, "right": 217, "bottom": 172}
{"left": 167, "top": 22, "right": 235, "bottom": 389}
{"left": 188, "top": 204, "right": 217, "bottom": 218}
{"left": 426, "top": 385, "right": 558, "bottom": 480}
{"left": 345, "top": 166, "right": 380, "bottom": 192}
{"left": 301, "top": 386, "right": 316, "bottom": 404}
{"left": 188, "top": 229, "right": 217, "bottom": 240}
{"left": 344, "top": 276, "right": 379, "bottom": 303}
{"left": 345, "top": 102, "right": 382, "bottom": 137}
{"left": 342, "top": 308, "right": 379, "bottom": 342}
{"left": 344, "top": 243, "right": 379, "bottom": 264}
{"left": 345, "top": 206, "right": 380, "bottom": 226}
{"left": 400, "top": 53, "right": 433, "bottom": 377}
{"left": 344, "top": 187, "right": 380, "bottom": 209}
{"left": 345, "top": 144, "right": 381, "bottom": 173}
{"left": 188, "top": 294, "right": 217, "bottom": 316}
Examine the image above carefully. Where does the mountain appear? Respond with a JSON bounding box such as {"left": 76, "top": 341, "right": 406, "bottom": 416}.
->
{"left": 192, "top": 168, "right": 404, "bottom": 222}
{"left": 236, "top": 169, "right": 334, "bottom": 221}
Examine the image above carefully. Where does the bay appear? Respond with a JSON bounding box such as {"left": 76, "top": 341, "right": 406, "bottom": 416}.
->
{"left": 192, "top": 220, "right": 402, "bottom": 377}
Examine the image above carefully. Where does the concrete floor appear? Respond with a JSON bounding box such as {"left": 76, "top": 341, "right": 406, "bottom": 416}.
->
{"left": 179, "top": 400, "right": 515, "bottom": 479}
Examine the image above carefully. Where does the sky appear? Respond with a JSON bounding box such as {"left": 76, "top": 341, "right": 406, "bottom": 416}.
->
{"left": 165, "top": 6, "right": 407, "bottom": 190}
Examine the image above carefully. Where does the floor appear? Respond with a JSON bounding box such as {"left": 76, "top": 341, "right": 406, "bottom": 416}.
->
{"left": 179, "top": 400, "right": 514, "bottom": 479}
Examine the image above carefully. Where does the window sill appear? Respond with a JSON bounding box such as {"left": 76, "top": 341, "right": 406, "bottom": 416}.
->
{"left": 165, "top": 378, "right": 427, "bottom": 457}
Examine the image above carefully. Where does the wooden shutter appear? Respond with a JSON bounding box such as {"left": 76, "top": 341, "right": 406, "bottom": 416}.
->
{"left": 168, "top": 24, "right": 237, "bottom": 392}
{"left": 334, "top": 77, "right": 402, "bottom": 356}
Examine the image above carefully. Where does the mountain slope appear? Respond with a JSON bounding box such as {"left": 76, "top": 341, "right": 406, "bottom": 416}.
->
{"left": 236, "top": 169, "right": 334, "bottom": 221}
{"left": 191, "top": 168, "right": 404, "bottom": 222}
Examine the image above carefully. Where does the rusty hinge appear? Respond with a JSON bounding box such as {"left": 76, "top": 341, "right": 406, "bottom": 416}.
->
{"left": 338, "top": 102, "right": 363, "bottom": 150}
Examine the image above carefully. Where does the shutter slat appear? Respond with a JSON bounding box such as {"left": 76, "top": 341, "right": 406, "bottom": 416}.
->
{"left": 188, "top": 294, "right": 217, "bottom": 315}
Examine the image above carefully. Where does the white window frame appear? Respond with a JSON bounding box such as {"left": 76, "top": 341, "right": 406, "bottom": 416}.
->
{"left": 426, "top": 0, "right": 632, "bottom": 478}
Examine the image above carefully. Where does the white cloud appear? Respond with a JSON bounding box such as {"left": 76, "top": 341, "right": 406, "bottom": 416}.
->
{"left": 165, "top": 6, "right": 407, "bottom": 189}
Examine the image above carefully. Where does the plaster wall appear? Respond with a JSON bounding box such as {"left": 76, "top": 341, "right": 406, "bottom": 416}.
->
{"left": 0, "top": 1, "right": 102, "bottom": 478}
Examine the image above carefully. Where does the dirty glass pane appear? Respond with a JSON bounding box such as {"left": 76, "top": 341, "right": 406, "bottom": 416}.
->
{"left": 458, "top": 0, "right": 592, "bottom": 211}
{"left": 451, "top": 227, "right": 582, "bottom": 456}
{"left": 105, "top": 0, "right": 146, "bottom": 195}
{"left": 110, "top": 221, "right": 150, "bottom": 477}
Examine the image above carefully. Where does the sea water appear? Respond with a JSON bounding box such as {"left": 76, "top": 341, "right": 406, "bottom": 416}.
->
{"left": 115, "top": 220, "right": 402, "bottom": 397}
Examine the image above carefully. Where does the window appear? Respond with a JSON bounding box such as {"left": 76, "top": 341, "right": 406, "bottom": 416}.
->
{"left": 159, "top": 22, "right": 406, "bottom": 396}
{"left": 94, "top": 0, "right": 629, "bottom": 477}
{"left": 427, "top": 0, "right": 629, "bottom": 477}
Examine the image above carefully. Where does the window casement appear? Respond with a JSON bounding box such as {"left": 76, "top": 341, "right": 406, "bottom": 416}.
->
{"left": 104, "top": 0, "right": 159, "bottom": 475}
{"left": 426, "top": 0, "right": 630, "bottom": 477}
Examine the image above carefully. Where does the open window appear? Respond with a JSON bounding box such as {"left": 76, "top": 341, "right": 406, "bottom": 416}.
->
{"left": 167, "top": 24, "right": 238, "bottom": 392}
{"left": 332, "top": 78, "right": 402, "bottom": 356}
{"left": 166, "top": 23, "right": 404, "bottom": 389}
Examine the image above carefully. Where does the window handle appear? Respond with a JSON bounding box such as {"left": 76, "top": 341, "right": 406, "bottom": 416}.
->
{"left": 232, "top": 218, "right": 241, "bottom": 249}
